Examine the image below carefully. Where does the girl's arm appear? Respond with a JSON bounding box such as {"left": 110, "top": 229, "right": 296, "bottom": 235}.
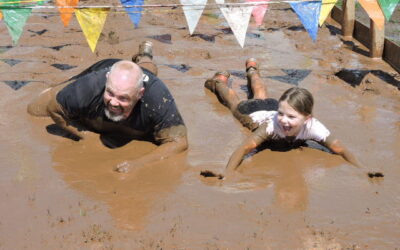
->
{"left": 323, "top": 135, "right": 361, "bottom": 167}
{"left": 226, "top": 124, "right": 269, "bottom": 172}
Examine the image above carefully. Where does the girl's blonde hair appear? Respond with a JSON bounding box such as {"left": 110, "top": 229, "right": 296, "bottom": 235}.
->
{"left": 279, "top": 87, "right": 314, "bottom": 116}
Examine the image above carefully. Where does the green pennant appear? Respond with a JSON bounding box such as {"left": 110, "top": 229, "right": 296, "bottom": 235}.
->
{"left": 377, "top": 0, "right": 399, "bottom": 20}
{"left": 2, "top": 7, "right": 32, "bottom": 44}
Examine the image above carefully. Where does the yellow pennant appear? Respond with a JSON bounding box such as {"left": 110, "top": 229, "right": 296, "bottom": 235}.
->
{"left": 319, "top": 0, "right": 338, "bottom": 26}
{"left": 75, "top": 8, "right": 109, "bottom": 52}
{"left": 0, "top": 11, "right": 2, "bottom": 20}
{"left": 358, "top": 0, "right": 385, "bottom": 29}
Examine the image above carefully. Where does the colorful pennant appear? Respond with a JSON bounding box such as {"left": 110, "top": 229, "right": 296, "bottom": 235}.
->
{"left": 290, "top": 1, "right": 321, "bottom": 41}
{"left": 180, "top": 0, "right": 207, "bottom": 34}
{"left": 218, "top": 4, "right": 254, "bottom": 47}
{"left": 246, "top": 0, "right": 269, "bottom": 26}
{"left": 120, "top": 0, "right": 144, "bottom": 28}
{"left": 377, "top": 0, "right": 399, "bottom": 20}
{"left": 0, "top": 10, "right": 3, "bottom": 20}
{"left": 75, "top": 8, "right": 109, "bottom": 52}
{"left": 319, "top": 0, "right": 338, "bottom": 26}
{"left": 56, "top": 0, "right": 79, "bottom": 27}
{"left": 2, "top": 0, "right": 32, "bottom": 45}
{"left": 358, "top": 0, "right": 385, "bottom": 29}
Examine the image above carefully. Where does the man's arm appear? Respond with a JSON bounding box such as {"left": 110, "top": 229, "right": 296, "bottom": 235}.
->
{"left": 47, "top": 97, "right": 86, "bottom": 140}
{"left": 226, "top": 124, "right": 269, "bottom": 172}
{"left": 114, "top": 125, "right": 188, "bottom": 173}
{"left": 323, "top": 135, "right": 361, "bottom": 167}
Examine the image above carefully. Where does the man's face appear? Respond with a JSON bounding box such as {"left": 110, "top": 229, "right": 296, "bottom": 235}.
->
{"left": 103, "top": 69, "right": 143, "bottom": 122}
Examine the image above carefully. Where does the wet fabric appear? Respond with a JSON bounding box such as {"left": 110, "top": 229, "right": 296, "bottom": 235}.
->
{"left": 56, "top": 59, "right": 185, "bottom": 144}
{"left": 237, "top": 98, "right": 279, "bottom": 115}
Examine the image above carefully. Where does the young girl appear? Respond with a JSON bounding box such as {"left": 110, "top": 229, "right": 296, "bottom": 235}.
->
{"left": 204, "top": 58, "right": 360, "bottom": 176}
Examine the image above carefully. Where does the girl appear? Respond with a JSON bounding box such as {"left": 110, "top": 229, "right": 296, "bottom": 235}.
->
{"left": 204, "top": 58, "right": 360, "bottom": 176}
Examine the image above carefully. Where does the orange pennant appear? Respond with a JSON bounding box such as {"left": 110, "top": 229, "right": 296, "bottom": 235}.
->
{"left": 0, "top": 11, "right": 2, "bottom": 20}
{"left": 358, "top": 0, "right": 385, "bottom": 29}
{"left": 56, "top": 0, "right": 79, "bottom": 27}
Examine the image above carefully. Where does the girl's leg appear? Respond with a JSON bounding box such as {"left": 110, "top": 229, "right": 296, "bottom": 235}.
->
{"left": 246, "top": 58, "right": 268, "bottom": 100}
{"left": 204, "top": 71, "right": 241, "bottom": 112}
{"left": 132, "top": 41, "right": 158, "bottom": 76}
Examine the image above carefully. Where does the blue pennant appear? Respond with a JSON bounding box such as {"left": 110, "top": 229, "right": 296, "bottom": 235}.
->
{"left": 120, "top": 0, "right": 144, "bottom": 28}
{"left": 290, "top": 1, "right": 321, "bottom": 42}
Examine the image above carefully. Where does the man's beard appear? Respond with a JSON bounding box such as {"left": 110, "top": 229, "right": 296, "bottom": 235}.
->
{"left": 104, "top": 107, "right": 125, "bottom": 122}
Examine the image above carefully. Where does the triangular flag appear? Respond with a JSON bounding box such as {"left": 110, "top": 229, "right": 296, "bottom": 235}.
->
{"left": 290, "top": 1, "right": 321, "bottom": 41}
{"left": 56, "top": 0, "right": 79, "bottom": 27}
{"left": 180, "top": 0, "right": 207, "bottom": 35}
{"left": 120, "top": 0, "right": 144, "bottom": 28}
{"left": 2, "top": 7, "right": 32, "bottom": 44}
{"left": 358, "top": 0, "right": 385, "bottom": 29}
{"left": 0, "top": 10, "right": 3, "bottom": 20}
{"left": 319, "top": 0, "right": 338, "bottom": 26}
{"left": 219, "top": 5, "right": 254, "bottom": 47}
{"left": 377, "top": 0, "right": 399, "bottom": 20}
{"left": 75, "top": 8, "right": 109, "bottom": 52}
{"left": 246, "top": 0, "right": 269, "bottom": 26}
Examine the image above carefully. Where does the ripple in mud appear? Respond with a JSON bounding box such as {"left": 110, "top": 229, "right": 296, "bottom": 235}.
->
{"left": 0, "top": 46, "right": 13, "bottom": 54}
{"left": 0, "top": 59, "right": 22, "bottom": 66}
{"left": 165, "top": 64, "right": 191, "bottom": 73}
{"left": 28, "top": 29, "right": 48, "bottom": 36}
{"left": 147, "top": 34, "right": 172, "bottom": 44}
{"left": 218, "top": 27, "right": 233, "bottom": 34}
{"left": 246, "top": 32, "right": 265, "bottom": 40}
{"left": 49, "top": 44, "right": 72, "bottom": 51}
{"left": 367, "top": 172, "right": 384, "bottom": 178}
{"left": 51, "top": 63, "right": 77, "bottom": 71}
{"left": 335, "top": 69, "right": 400, "bottom": 89}
{"left": 191, "top": 33, "right": 216, "bottom": 43}
{"left": 4, "top": 80, "right": 32, "bottom": 90}
{"left": 267, "top": 69, "right": 311, "bottom": 86}
{"left": 287, "top": 25, "right": 305, "bottom": 31}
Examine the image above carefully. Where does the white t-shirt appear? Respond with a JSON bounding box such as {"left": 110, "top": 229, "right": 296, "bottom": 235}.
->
{"left": 249, "top": 110, "right": 330, "bottom": 142}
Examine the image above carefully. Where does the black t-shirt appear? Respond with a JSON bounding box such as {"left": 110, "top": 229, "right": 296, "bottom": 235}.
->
{"left": 56, "top": 59, "right": 185, "bottom": 143}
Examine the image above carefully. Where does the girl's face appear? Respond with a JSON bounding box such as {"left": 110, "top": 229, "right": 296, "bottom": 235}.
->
{"left": 277, "top": 101, "right": 311, "bottom": 137}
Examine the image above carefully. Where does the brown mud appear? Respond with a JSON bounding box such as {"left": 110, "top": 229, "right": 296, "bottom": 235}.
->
{"left": 0, "top": 0, "right": 399, "bottom": 249}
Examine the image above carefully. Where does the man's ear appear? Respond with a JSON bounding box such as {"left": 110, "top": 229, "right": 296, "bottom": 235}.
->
{"left": 137, "top": 87, "right": 145, "bottom": 99}
{"left": 106, "top": 71, "right": 110, "bottom": 79}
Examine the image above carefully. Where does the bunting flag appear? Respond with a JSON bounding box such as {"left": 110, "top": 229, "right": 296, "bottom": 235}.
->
{"left": 319, "top": 0, "right": 338, "bottom": 26}
{"left": 0, "top": 10, "right": 3, "bottom": 20}
{"left": 56, "top": 0, "right": 79, "bottom": 27}
{"left": 180, "top": 0, "right": 207, "bottom": 34}
{"left": 75, "top": 8, "right": 109, "bottom": 52}
{"left": 218, "top": 4, "right": 254, "bottom": 47}
{"left": 120, "top": 0, "right": 144, "bottom": 28}
{"left": 358, "top": 0, "right": 385, "bottom": 29}
{"left": 290, "top": 1, "right": 321, "bottom": 41}
{"left": 246, "top": 0, "right": 269, "bottom": 26}
{"left": 1, "top": 0, "right": 32, "bottom": 44}
{"left": 377, "top": 0, "right": 399, "bottom": 20}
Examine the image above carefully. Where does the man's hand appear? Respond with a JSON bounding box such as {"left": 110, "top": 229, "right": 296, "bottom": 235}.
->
{"left": 114, "top": 161, "right": 135, "bottom": 173}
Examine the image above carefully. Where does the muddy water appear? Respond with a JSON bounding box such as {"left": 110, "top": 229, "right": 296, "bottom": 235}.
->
{"left": 1, "top": 0, "right": 400, "bottom": 249}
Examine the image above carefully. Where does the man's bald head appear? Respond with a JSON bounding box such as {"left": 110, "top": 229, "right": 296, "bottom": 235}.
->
{"left": 103, "top": 60, "right": 145, "bottom": 122}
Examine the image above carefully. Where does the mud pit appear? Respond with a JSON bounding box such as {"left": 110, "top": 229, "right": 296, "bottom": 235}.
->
{"left": 1, "top": 0, "right": 400, "bottom": 249}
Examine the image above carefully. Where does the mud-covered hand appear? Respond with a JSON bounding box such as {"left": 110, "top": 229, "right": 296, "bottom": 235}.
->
{"left": 114, "top": 161, "right": 140, "bottom": 173}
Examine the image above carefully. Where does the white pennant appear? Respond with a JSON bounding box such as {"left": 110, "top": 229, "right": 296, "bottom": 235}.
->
{"left": 180, "top": 0, "right": 207, "bottom": 35}
{"left": 218, "top": 3, "right": 253, "bottom": 47}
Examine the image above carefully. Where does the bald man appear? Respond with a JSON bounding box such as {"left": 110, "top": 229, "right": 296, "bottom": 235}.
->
{"left": 28, "top": 42, "right": 187, "bottom": 173}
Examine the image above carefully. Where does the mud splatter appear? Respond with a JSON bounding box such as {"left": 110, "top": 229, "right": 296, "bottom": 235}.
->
{"left": 28, "top": 29, "right": 48, "bottom": 36}
{"left": 0, "top": 59, "right": 22, "bottom": 66}
{"left": 51, "top": 63, "right": 77, "bottom": 71}
{"left": 287, "top": 25, "right": 305, "bottom": 31}
{"left": 367, "top": 172, "right": 384, "bottom": 178}
{"left": 147, "top": 34, "right": 172, "bottom": 44}
{"left": 267, "top": 69, "right": 312, "bottom": 86}
{"left": 165, "top": 64, "right": 191, "bottom": 73}
{"left": 218, "top": 27, "right": 233, "bottom": 35}
{"left": 3, "top": 80, "right": 32, "bottom": 90}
